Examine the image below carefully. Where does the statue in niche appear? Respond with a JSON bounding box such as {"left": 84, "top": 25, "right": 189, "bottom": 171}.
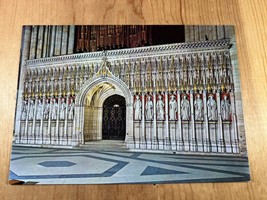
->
{"left": 134, "top": 95, "right": 142, "bottom": 120}
{"left": 21, "top": 100, "right": 27, "bottom": 120}
{"left": 43, "top": 99, "right": 50, "bottom": 120}
{"left": 36, "top": 99, "right": 43, "bottom": 120}
{"left": 68, "top": 98, "right": 75, "bottom": 120}
{"left": 60, "top": 98, "right": 66, "bottom": 120}
{"left": 169, "top": 94, "right": 177, "bottom": 120}
{"left": 157, "top": 94, "right": 165, "bottom": 120}
{"left": 28, "top": 99, "right": 35, "bottom": 120}
{"left": 207, "top": 94, "right": 217, "bottom": 120}
{"left": 194, "top": 94, "right": 203, "bottom": 120}
{"left": 51, "top": 99, "right": 58, "bottom": 120}
{"left": 221, "top": 95, "right": 231, "bottom": 120}
{"left": 145, "top": 95, "right": 153, "bottom": 120}
{"left": 181, "top": 95, "right": 190, "bottom": 120}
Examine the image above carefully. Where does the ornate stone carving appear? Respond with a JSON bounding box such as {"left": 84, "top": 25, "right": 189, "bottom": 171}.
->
{"left": 60, "top": 98, "right": 66, "bottom": 120}
{"left": 169, "top": 94, "right": 177, "bottom": 120}
{"left": 221, "top": 95, "right": 231, "bottom": 120}
{"left": 156, "top": 94, "right": 164, "bottom": 120}
{"left": 194, "top": 94, "right": 203, "bottom": 120}
{"left": 145, "top": 95, "right": 153, "bottom": 120}
{"left": 207, "top": 94, "right": 217, "bottom": 120}
{"left": 68, "top": 98, "right": 75, "bottom": 120}
{"left": 181, "top": 94, "right": 190, "bottom": 120}
{"left": 51, "top": 99, "right": 58, "bottom": 120}
{"left": 134, "top": 95, "right": 142, "bottom": 120}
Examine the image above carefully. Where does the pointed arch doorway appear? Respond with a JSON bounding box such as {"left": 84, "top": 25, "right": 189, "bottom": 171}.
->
{"left": 102, "top": 95, "right": 126, "bottom": 140}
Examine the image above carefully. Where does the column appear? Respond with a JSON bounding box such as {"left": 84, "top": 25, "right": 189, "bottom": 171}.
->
{"left": 140, "top": 92, "right": 146, "bottom": 149}
{"left": 67, "top": 25, "right": 75, "bottom": 54}
{"left": 190, "top": 91, "right": 197, "bottom": 151}
{"left": 203, "top": 90, "right": 211, "bottom": 152}
{"left": 152, "top": 92, "right": 158, "bottom": 149}
{"left": 184, "top": 25, "right": 190, "bottom": 42}
{"left": 64, "top": 96, "right": 69, "bottom": 145}
{"left": 42, "top": 26, "right": 49, "bottom": 58}
{"left": 216, "top": 90, "right": 225, "bottom": 152}
{"left": 29, "top": 26, "right": 38, "bottom": 59}
{"left": 164, "top": 91, "right": 170, "bottom": 150}
{"left": 177, "top": 91, "right": 183, "bottom": 151}
{"left": 31, "top": 97, "right": 38, "bottom": 144}
{"left": 14, "top": 26, "right": 31, "bottom": 144}
{"left": 55, "top": 97, "right": 60, "bottom": 145}
{"left": 54, "top": 26, "right": 63, "bottom": 56}
{"left": 61, "top": 26, "right": 68, "bottom": 55}
{"left": 39, "top": 96, "right": 45, "bottom": 144}
{"left": 49, "top": 26, "right": 56, "bottom": 56}
{"left": 36, "top": 26, "right": 44, "bottom": 59}
{"left": 217, "top": 25, "right": 225, "bottom": 39}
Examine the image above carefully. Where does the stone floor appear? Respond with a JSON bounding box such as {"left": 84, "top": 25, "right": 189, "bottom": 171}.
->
{"left": 9, "top": 145, "right": 250, "bottom": 185}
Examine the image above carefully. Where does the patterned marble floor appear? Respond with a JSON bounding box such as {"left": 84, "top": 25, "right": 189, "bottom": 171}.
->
{"left": 9, "top": 146, "right": 250, "bottom": 185}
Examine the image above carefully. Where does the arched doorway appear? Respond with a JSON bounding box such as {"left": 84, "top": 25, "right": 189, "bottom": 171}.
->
{"left": 102, "top": 95, "right": 126, "bottom": 140}
{"left": 74, "top": 75, "right": 134, "bottom": 147}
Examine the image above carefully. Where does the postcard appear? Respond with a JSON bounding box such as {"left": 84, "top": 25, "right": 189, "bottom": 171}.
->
{"left": 9, "top": 25, "right": 250, "bottom": 185}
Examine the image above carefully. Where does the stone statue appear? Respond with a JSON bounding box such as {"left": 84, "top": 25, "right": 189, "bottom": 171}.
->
{"left": 21, "top": 100, "right": 27, "bottom": 120}
{"left": 28, "top": 100, "right": 35, "bottom": 120}
{"left": 134, "top": 95, "right": 142, "bottom": 120}
{"left": 194, "top": 94, "right": 203, "bottom": 120}
{"left": 221, "top": 95, "right": 231, "bottom": 120}
{"left": 145, "top": 95, "right": 153, "bottom": 120}
{"left": 68, "top": 98, "right": 75, "bottom": 120}
{"left": 181, "top": 95, "right": 190, "bottom": 120}
{"left": 43, "top": 99, "right": 50, "bottom": 120}
{"left": 60, "top": 98, "right": 66, "bottom": 120}
{"left": 157, "top": 94, "right": 164, "bottom": 120}
{"left": 51, "top": 99, "right": 58, "bottom": 120}
{"left": 207, "top": 95, "right": 217, "bottom": 120}
{"left": 36, "top": 99, "right": 43, "bottom": 120}
{"left": 169, "top": 94, "right": 177, "bottom": 120}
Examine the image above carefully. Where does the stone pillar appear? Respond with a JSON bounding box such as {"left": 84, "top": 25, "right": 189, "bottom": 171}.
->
{"left": 61, "top": 26, "right": 68, "bottom": 55}
{"left": 164, "top": 91, "right": 170, "bottom": 150}
{"left": 67, "top": 25, "right": 75, "bottom": 54}
{"left": 31, "top": 97, "right": 38, "bottom": 144}
{"left": 36, "top": 26, "right": 44, "bottom": 59}
{"left": 42, "top": 26, "right": 49, "bottom": 58}
{"left": 189, "top": 26, "right": 195, "bottom": 42}
{"left": 184, "top": 26, "right": 190, "bottom": 42}
{"left": 29, "top": 26, "right": 38, "bottom": 59}
{"left": 152, "top": 92, "right": 158, "bottom": 149}
{"left": 203, "top": 90, "right": 211, "bottom": 152}
{"left": 64, "top": 96, "right": 69, "bottom": 144}
{"left": 49, "top": 26, "right": 56, "bottom": 57}
{"left": 54, "top": 26, "right": 63, "bottom": 56}
{"left": 216, "top": 90, "right": 225, "bottom": 152}
{"left": 140, "top": 92, "right": 146, "bottom": 149}
{"left": 190, "top": 91, "right": 197, "bottom": 151}
{"left": 217, "top": 25, "right": 225, "bottom": 39}
{"left": 14, "top": 26, "right": 32, "bottom": 144}
{"left": 177, "top": 91, "right": 183, "bottom": 151}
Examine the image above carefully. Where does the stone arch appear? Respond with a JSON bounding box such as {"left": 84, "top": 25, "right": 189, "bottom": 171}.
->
{"left": 73, "top": 75, "right": 134, "bottom": 146}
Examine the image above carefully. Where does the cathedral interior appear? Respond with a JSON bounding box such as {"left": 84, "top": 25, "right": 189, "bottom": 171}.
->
{"left": 13, "top": 25, "right": 247, "bottom": 155}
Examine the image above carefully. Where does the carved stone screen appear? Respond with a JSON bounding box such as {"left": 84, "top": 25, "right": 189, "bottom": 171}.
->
{"left": 9, "top": 25, "right": 250, "bottom": 185}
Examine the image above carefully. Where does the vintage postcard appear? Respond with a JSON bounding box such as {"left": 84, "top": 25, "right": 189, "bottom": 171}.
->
{"left": 9, "top": 25, "right": 250, "bottom": 185}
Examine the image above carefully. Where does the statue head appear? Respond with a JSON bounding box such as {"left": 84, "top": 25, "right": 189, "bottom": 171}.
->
{"left": 223, "top": 95, "right": 228, "bottom": 100}
{"left": 158, "top": 95, "right": 162, "bottom": 100}
{"left": 196, "top": 94, "right": 200, "bottom": 99}
{"left": 136, "top": 95, "right": 139, "bottom": 100}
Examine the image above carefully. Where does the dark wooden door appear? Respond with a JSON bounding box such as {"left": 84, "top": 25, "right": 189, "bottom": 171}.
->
{"left": 102, "top": 95, "right": 126, "bottom": 140}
